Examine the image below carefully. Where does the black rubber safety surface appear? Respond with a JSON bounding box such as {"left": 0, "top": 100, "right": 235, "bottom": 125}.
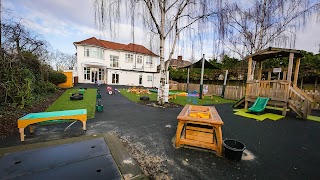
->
{"left": 0, "top": 138, "right": 121, "bottom": 180}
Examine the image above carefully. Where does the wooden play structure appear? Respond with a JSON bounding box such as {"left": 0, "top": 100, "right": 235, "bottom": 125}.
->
{"left": 18, "top": 109, "right": 87, "bottom": 141}
{"left": 175, "top": 105, "right": 224, "bottom": 156}
{"left": 241, "top": 47, "right": 314, "bottom": 119}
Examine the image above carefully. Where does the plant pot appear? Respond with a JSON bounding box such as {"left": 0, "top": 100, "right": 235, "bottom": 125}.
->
{"left": 223, "top": 139, "right": 246, "bottom": 162}
{"left": 96, "top": 105, "right": 103, "bottom": 112}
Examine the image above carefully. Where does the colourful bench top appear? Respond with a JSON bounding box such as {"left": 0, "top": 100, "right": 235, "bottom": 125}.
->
{"left": 19, "top": 109, "right": 87, "bottom": 120}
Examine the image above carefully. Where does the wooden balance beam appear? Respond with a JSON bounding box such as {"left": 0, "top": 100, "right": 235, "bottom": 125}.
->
{"left": 18, "top": 109, "right": 87, "bottom": 141}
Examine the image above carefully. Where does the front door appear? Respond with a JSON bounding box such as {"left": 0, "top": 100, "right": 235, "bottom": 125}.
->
{"left": 91, "top": 71, "right": 97, "bottom": 83}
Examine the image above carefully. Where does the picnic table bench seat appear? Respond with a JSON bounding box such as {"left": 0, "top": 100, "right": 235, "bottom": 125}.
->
{"left": 18, "top": 109, "right": 87, "bottom": 141}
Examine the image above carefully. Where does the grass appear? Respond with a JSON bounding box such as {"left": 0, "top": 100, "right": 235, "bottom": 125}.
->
{"left": 46, "top": 88, "right": 97, "bottom": 119}
{"left": 119, "top": 89, "right": 158, "bottom": 102}
{"left": 119, "top": 89, "right": 234, "bottom": 106}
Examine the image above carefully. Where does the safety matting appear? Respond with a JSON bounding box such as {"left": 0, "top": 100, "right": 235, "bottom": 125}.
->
{"left": 233, "top": 109, "right": 284, "bottom": 121}
{"left": 0, "top": 138, "right": 121, "bottom": 180}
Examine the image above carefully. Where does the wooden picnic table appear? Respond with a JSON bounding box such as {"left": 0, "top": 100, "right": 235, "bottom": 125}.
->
{"left": 18, "top": 109, "right": 87, "bottom": 141}
{"left": 175, "top": 105, "right": 224, "bottom": 156}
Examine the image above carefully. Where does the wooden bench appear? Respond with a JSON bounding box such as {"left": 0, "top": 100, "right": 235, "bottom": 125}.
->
{"left": 18, "top": 109, "right": 87, "bottom": 141}
{"left": 175, "top": 105, "right": 224, "bottom": 156}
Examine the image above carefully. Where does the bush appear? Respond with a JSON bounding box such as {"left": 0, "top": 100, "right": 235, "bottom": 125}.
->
{"left": 34, "top": 81, "right": 57, "bottom": 94}
{"left": 48, "top": 71, "right": 67, "bottom": 85}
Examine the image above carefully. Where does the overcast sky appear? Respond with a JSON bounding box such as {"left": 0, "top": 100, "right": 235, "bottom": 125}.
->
{"left": 3, "top": 0, "right": 320, "bottom": 60}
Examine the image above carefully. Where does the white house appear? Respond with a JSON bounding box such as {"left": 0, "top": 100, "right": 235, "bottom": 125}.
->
{"left": 73, "top": 37, "right": 161, "bottom": 87}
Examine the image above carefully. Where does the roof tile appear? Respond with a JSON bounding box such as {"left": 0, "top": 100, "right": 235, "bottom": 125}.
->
{"left": 74, "top": 37, "right": 158, "bottom": 57}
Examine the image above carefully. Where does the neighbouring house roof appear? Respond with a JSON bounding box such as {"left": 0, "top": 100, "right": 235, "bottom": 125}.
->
{"left": 74, "top": 37, "right": 159, "bottom": 57}
{"left": 167, "top": 58, "right": 192, "bottom": 68}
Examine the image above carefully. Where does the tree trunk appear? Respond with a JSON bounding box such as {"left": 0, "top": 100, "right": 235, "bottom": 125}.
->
{"left": 158, "top": 3, "right": 166, "bottom": 106}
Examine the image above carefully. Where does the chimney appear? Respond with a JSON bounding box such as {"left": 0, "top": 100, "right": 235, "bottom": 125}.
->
{"left": 178, "top": 56, "right": 182, "bottom": 61}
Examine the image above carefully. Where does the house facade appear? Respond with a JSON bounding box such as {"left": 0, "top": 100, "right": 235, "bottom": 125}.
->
{"left": 73, "top": 37, "right": 161, "bottom": 87}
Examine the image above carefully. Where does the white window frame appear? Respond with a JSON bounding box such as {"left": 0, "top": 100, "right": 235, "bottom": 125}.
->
{"left": 147, "top": 75, "right": 153, "bottom": 82}
{"left": 137, "top": 55, "right": 143, "bottom": 64}
{"left": 125, "top": 53, "right": 133, "bottom": 63}
{"left": 110, "top": 55, "right": 119, "bottom": 68}
{"left": 146, "top": 57, "right": 153, "bottom": 65}
{"left": 84, "top": 67, "right": 90, "bottom": 80}
{"left": 98, "top": 68, "right": 105, "bottom": 81}
{"left": 112, "top": 73, "right": 119, "bottom": 84}
{"left": 84, "top": 47, "right": 104, "bottom": 59}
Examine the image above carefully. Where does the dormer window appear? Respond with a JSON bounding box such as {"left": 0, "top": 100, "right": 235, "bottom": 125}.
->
{"left": 125, "top": 54, "right": 133, "bottom": 63}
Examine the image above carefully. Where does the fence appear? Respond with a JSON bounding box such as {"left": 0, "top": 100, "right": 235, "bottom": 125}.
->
{"left": 176, "top": 83, "right": 244, "bottom": 100}
{"left": 175, "top": 83, "right": 320, "bottom": 108}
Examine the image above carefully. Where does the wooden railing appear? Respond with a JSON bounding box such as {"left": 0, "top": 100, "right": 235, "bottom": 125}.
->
{"left": 246, "top": 80, "right": 289, "bottom": 101}
{"left": 289, "top": 86, "right": 314, "bottom": 119}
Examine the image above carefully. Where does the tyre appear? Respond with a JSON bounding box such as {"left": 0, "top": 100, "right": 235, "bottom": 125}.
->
{"left": 70, "top": 95, "right": 84, "bottom": 100}
{"left": 140, "top": 96, "right": 150, "bottom": 101}
{"left": 72, "top": 93, "right": 83, "bottom": 96}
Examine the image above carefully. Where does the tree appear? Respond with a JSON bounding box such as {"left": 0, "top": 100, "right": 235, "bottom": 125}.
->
{"left": 220, "top": 0, "right": 320, "bottom": 57}
{"left": 94, "top": 0, "right": 219, "bottom": 105}
{"left": 50, "top": 50, "right": 76, "bottom": 70}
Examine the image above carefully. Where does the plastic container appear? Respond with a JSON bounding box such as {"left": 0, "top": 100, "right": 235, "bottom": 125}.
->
{"left": 96, "top": 100, "right": 103, "bottom": 112}
{"left": 223, "top": 139, "right": 246, "bottom": 162}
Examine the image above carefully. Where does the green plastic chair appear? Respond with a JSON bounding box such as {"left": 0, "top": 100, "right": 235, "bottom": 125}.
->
{"left": 248, "top": 97, "right": 270, "bottom": 113}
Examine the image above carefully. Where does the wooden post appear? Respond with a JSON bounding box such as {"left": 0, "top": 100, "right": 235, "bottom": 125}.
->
{"left": 19, "top": 128, "right": 25, "bottom": 141}
{"left": 258, "top": 62, "right": 263, "bottom": 80}
{"left": 245, "top": 57, "right": 253, "bottom": 109}
{"left": 268, "top": 71, "right": 271, "bottom": 80}
{"left": 293, "top": 57, "right": 301, "bottom": 87}
{"left": 283, "top": 71, "right": 287, "bottom": 80}
{"left": 247, "top": 57, "right": 253, "bottom": 81}
{"left": 287, "top": 53, "right": 294, "bottom": 84}
{"left": 186, "top": 68, "right": 190, "bottom": 92}
{"left": 29, "top": 125, "right": 34, "bottom": 134}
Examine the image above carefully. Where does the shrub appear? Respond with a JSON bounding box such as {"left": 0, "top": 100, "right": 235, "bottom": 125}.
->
{"left": 34, "top": 81, "right": 57, "bottom": 94}
{"left": 48, "top": 71, "right": 67, "bottom": 85}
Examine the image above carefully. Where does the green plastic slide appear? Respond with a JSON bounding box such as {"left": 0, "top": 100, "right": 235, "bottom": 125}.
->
{"left": 248, "top": 97, "right": 270, "bottom": 113}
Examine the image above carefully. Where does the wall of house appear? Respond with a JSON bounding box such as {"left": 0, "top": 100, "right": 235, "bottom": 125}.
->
{"left": 76, "top": 44, "right": 160, "bottom": 87}
{"left": 106, "top": 69, "right": 160, "bottom": 87}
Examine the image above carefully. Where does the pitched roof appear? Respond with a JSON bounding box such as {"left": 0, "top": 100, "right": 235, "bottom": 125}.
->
{"left": 183, "top": 58, "right": 217, "bottom": 69}
{"left": 168, "top": 58, "right": 192, "bottom": 68}
{"left": 74, "top": 37, "right": 158, "bottom": 57}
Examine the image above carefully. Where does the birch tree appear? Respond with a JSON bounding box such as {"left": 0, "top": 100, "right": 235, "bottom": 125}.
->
{"left": 94, "top": 0, "right": 219, "bottom": 105}
{"left": 220, "top": 0, "right": 320, "bottom": 58}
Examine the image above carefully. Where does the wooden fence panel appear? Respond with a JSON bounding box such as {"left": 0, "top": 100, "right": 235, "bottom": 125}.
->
{"left": 176, "top": 83, "right": 320, "bottom": 109}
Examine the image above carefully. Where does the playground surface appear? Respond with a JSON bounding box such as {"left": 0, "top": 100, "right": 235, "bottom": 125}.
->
{"left": 0, "top": 84, "right": 319, "bottom": 179}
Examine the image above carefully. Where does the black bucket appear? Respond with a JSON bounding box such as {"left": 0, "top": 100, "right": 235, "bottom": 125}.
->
{"left": 223, "top": 139, "right": 246, "bottom": 162}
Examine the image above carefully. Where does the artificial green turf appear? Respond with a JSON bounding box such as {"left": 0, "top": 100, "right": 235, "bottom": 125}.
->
{"left": 46, "top": 88, "right": 96, "bottom": 119}
{"left": 119, "top": 89, "right": 158, "bottom": 102}
{"left": 119, "top": 89, "right": 234, "bottom": 105}
{"left": 233, "top": 108, "right": 284, "bottom": 121}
